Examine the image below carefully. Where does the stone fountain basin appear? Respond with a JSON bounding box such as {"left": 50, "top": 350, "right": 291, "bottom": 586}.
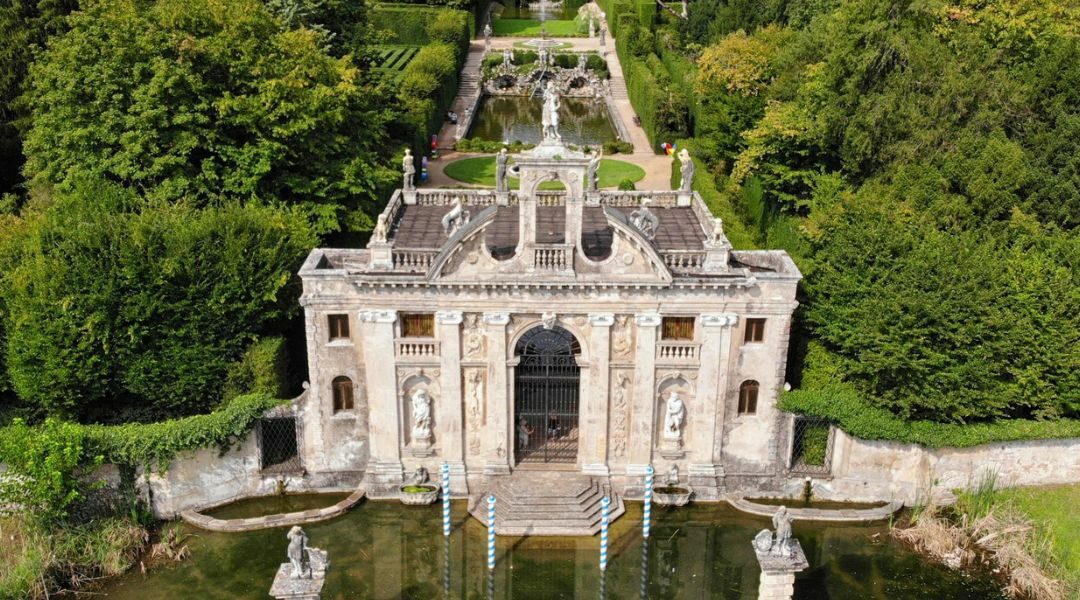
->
{"left": 653, "top": 486, "right": 692, "bottom": 506}
{"left": 399, "top": 484, "right": 440, "bottom": 505}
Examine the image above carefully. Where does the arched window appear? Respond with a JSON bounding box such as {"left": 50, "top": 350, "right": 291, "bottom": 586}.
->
{"left": 738, "top": 380, "right": 759, "bottom": 415}
{"left": 332, "top": 376, "right": 354, "bottom": 412}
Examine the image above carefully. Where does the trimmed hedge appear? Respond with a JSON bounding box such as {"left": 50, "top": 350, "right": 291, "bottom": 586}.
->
{"left": 780, "top": 385, "right": 1080, "bottom": 449}
{"left": 371, "top": 5, "right": 470, "bottom": 58}
{"left": 223, "top": 337, "right": 288, "bottom": 402}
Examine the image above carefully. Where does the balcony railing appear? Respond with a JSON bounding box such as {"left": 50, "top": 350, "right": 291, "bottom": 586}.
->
{"left": 662, "top": 251, "right": 706, "bottom": 273}
{"left": 395, "top": 339, "right": 440, "bottom": 361}
{"left": 656, "top": 342, "right": 700, "bottom": 363}
{"left": 392, "top": 250, "right": 438, "bottom": 271}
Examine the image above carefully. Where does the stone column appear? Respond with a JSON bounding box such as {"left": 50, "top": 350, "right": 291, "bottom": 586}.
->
{"left": 753, "top": 539, "right": 808, "bottom": 600}
{"left": 581, "top": 313, "right": 613, "bottom": 475}
{"left": 436, "top": 311, "right": 468, "bottom": 494}
{"left": 361, "top": 309, "right": 403, "bottom": 484}
{"left": 483, "top": 312, "right": 512, "bottom": 475}
{"left": 627, "top": 312, "right": 660, "bottom": 483}
{"left": 565, "top": 195, "right": 584, "bottom": 253}
{"left": 690, "top": 313, "right": 737, "bottom": 500}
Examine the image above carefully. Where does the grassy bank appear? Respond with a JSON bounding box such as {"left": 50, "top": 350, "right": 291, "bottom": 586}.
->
{"left": 444, "top": 155, "right": 645, "bottom": 189}
{"left": 993, "top": 484, "right": 1079, "bottom": 595}
{"left": 0, "top": 515, "right": 147, "bottom": 599}
{"left": 492, "top": 19, "right": 581, "bottom": 37}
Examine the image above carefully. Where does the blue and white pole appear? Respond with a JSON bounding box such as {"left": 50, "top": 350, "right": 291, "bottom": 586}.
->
{"left": 643, "top": 465, "right": 654, "bottom": 539}
{"left": 599, "top": 495, "right": 611, "bottom": 571}
{"left": 441, "top": 463, "right": 451, "bottom": 537}
{"left": 486, "top": 494, "right": 497, "bottom": 570}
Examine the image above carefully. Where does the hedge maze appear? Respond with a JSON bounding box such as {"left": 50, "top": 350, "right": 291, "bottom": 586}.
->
{"left": 372, "top": 46, "right": 420, "bottom": 81}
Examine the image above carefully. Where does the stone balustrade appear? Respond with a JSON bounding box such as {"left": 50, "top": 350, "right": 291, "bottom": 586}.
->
{"left": 656, "top": 341, "right": 700, "bottom": 363}
{"left": 533, "top": 244, "right": 572, "bottom": 270}
{"left": 395, "top": 339, "right": 440, "bottom": 361}
{"left": 662, "top": 251, "right": 707, "bottom": 273}
{"left": 392, "top": 250, "right": 438, "bottom": 271}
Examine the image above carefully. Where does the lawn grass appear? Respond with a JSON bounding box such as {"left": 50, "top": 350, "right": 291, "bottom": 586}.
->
{"left": 492, "top": 19, "right": 581, "bottom": 37}
{"left": 994, "top": 483, "right": 1080, "bottom": 589}
{"left": 444, "top": 156, "right": 645, "bottom": 190}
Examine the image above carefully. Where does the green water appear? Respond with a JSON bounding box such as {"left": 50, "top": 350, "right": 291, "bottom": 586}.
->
{"left": 97, "top": 500, "right": 1004, "bottom": 599}
{"left": 496, "top": 0, "right": 585, "bottom": 21}
{"left": 747, "top": 497, "right": 888, "bottom": 511}
{"left": 468, "top": 96, "right": 617, "bottom": 146}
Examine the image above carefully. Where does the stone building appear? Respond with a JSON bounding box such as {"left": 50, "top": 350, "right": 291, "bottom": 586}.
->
{"left": 295, "top": 138, "right": 800, "bottom": 519}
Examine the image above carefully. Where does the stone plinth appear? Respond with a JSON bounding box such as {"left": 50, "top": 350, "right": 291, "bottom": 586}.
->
{"left": 269, "top": 549, "right": 329, "bottom": 600}
{"left": 752, "top": 540, "right": 808, "bottom": 600}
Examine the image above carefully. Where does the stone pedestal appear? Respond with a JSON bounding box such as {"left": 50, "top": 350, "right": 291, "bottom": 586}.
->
{"left": 269, "top": 548, "right": 329, "bottom": 600}
{"left": 752, "top": 540, "right": 808, "bottom": 600}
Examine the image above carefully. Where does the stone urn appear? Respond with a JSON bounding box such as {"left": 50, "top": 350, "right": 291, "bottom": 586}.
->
{"left": 652, "top": 484, "right": 692, "bottom": 506}
{"left": 399, "top": 483, "right": 440, "bottom": 505}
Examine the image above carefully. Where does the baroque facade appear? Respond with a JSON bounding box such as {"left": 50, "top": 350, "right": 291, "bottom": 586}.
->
{"left": 296, "top": 139, "right": 801, "bottom": 499}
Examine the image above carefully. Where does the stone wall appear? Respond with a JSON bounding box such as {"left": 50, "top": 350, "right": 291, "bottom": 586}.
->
{"left": 820, "top": 429, "right": 1080, "bottom": 504}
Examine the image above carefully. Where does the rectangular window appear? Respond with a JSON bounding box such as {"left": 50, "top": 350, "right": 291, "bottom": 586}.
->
{"left": 328, "top": 314, "right": 350, "bottom": 341}
{"left": 401, "top": 313, "right": 435, "bottom": 338}
{"left": 661, "top": 316, "right": 695, "bottom": 341}
{"left": 739, "top": 382, "right": 759, "bottom": 415}
{"left": 744, "top": 318, "right": 766, "bottom": 343}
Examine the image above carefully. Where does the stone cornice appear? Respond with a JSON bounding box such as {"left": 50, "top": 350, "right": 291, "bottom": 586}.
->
{"left": 701, "top": 313, "right": 739, "bottom": 327}
{"left": 435, "top": 311, "right": 464, "bottom": 325}
{"left": 359, "top": 309, "right": 397, "bottom": 323}
{"left": 635, "top": 312, "right": 662, "bottom": 327}
{"left": 587, "top": 313, "right": 615, "bottom": 327}
{"left": 483, "top": 312, "right": 511, "bottom": 326}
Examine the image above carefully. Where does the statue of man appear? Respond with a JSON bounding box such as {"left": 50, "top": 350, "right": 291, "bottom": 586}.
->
{"left": 503, "top": 48, "right": 513, "bottom": 66}
{"left": 541, "top": 81, "right": 561, "bottom": 141}
{"left": 599, "top": 25, "right": 606, "bottom": 47}
{"left": 411, "top": 389, "right": 432, "bottom": 440}
{"left": 286, "top": 526, "right": 310, "bottom": 578}
{"left": 586, "top": 150, "right": 602, "bottom": 191}
{"left": 771, "top": 506, "right": 794, "bottom": 556}
{"left": 402, "top": 148, "right": 415, "bottom": 191}
{"left": 495, "top": 147, "right": 509, "bottom": 193}
{"left": 678, "top": 148, "right": 694, "bottom": 192}
{"left": 664, "top": 391, "right": 685, "bottom": 439}
{"left": 483, "top": 22, "right": 492, "bottom": 50}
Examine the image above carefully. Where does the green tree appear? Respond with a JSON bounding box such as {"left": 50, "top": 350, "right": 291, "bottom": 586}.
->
{"left": 22, "top": 0, "right": 396, "bottom": 232}
{"left": 0, "top": 179, "right": 317, "bottom": 420}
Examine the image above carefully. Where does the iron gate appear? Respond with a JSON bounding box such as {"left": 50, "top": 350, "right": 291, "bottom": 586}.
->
{"left": 514, "top": 326, "right": 580, "bottom": 463}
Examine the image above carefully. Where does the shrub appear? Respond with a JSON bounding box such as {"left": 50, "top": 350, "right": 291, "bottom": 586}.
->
{"left": 0, "top": 419, "right": 99, "bottom": 525}
{"left": 454, "top": 138, "right": 535, "bottom": 153}
{"left": 618, "top": 178, "right": 636, "bottom": 190}
{"left": 223, "top": 337, "right": 288, "bottom": 401}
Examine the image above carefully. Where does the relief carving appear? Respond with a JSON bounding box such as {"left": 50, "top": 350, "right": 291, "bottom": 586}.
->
{"left": 463, "top": 314, "right": 486, "bottom": 359}
{"left": 612, "top": 315, "right": 634, "bottom": 360}
{"left": 466, "top": 368, "right": 485, "bottom": 456}
{"left": 611, "top": 372, "right": 631, "bottom": 459}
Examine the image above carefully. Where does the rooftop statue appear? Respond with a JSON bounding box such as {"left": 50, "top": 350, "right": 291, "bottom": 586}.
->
{"left": 402, "top": 148, "right": 415, "bottom": 191}
{"left": 495, "top": 148, "right": 510, "bottom": 193}
{"left": 541, "top": 81, "right": 561, "bottom": 142}
{"left": 586, "top": 150, "right": 602, "bottom": 191}
{"left": 678, "top": 148, "right": 694, "bottom": 193}
{"left": 441, "top": 196, "right": 471, "bottom": 235}
{"left": 630, "top": 200, "right": 659, "bottom": 240}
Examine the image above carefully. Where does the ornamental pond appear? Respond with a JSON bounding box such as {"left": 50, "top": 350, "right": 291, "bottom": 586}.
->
{"left": 97, "top": 497, "right": 1005, "bottom": 599}
{"left": 468, "top": 96, "right": 617, "bottom": 147}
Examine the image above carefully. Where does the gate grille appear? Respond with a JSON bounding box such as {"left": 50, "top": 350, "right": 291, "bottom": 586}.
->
{"left": 260, "top": 416, "right": 302, "bottom": 473}
{"left": 789, "top": 416, "right": 833, "bottom": 474}
{"left": 514, "top": 326, "right": 580, "bottom": 463}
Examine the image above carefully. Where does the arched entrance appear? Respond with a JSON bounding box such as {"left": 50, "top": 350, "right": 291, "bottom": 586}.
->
{"left": 514, "top": 325, "right": 581, "bottom": 464}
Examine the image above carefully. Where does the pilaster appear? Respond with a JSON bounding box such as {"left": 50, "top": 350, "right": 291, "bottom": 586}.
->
{"left": 690, "top": 313, "right": 737, "bottom": 499}
{"left": 483, "top": 312, "right": 512, "bottom": 475}
{"left": 627, "top": 312, "right": 660, "bottom": 475}
{"left": 436, "top": 311, "right": 468, "bottom": 493}
{"left": 360, "top": 310, "right": 403, "bottom": 483}
{"left": 581, "top": 313, "right": 613, "bottom": 476}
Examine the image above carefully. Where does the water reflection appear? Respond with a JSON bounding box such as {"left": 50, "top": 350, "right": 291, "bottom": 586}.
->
{"left": 99, "top": 501, "right": 1005, "bottom": 599}
{"left": 468, "top": 96, "right": 617, "bottom": 147}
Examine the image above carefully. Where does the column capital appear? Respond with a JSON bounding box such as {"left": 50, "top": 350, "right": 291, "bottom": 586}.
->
{"left": 587, "top": 313, "right": 615, "bottom": 327}
{"left": 359, "top": 309, "right": 398, "bottom": 323}
{"left": 483, "top": 312, "right": 511, "bottom": 326}
{"left": 634, "top": 312, "right": 662, "bottom": 327}
{"left": 435, "top": 310, "right": 463, "bottom": 325}
{"left": 701, "top": 313, "right": 739, "bottom": 327}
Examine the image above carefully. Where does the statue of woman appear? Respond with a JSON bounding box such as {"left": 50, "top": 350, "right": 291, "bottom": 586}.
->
{"left": 411, "top": 389, "right": 432, "bottom": 440}
{"left": 402, "top": 148, "right": 416, "bottom": 191}
{"left": 586, "top": 150, "right": 602, "bottom": 191}
{"left": 664, "top": 391, "right": 685, "bottom": 440}
{"left": 286, "top": 526, "right": 310, "bottom": 578}
{"left": 541, "top": 81, "right": 561, "bottom": 141}
{"left": 771, "top": 506, "right": 793, "bottom": 556}
{"left": 495, "top": 148, "right": 509, "bottom": 193}
{"left": 678, "top": 148, "right": 694, "bottom": 192}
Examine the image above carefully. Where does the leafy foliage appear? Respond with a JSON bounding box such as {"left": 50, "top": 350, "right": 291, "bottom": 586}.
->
{"left": 22, "top": 0, "right": 396, "bottom": 231}
{"left": 0, "top": 418, "right": 98, "bottom": 525}
{"left": 0, "top": 180, "right": 316, "bottom": 420}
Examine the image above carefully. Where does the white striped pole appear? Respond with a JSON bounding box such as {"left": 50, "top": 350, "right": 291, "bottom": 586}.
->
{"left": 486, "top": 494, "right": 496, "bottom": 570}
{"left": 441, "top": 463, "right": 451, "bottom": 537}
{"left": 639, "top": 536, "right": 650, "bottom": 599}
{"left": 599, "top": 495, "right": 611, "bottom": 571}
{"left": 643, "top": 465, "right": 654, "bottom": 539}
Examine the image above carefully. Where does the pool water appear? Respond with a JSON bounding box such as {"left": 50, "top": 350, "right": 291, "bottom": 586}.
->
{"left": 204, "top": 493, "right": 350, "bottom": 521}
{"left": 468, "top": 96, "right": 617, "bottom": 147}
{"left": 98, "top": 500, "right": 1005, "bottom": 599}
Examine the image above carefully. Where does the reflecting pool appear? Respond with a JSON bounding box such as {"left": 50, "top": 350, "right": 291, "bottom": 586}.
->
{"left": 98, "top": 500, "right": 1004, "bottom": 599}
{"left": 468, "top": 96, "right": 617, "bottom": 146}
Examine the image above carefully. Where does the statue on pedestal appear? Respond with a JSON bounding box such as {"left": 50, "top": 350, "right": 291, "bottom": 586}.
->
{"left": 287, "top": 526, "right": 311, "bottom": 579}
{"left": 503, "top": 48, "right": 513, "bottom": 66}
{"left": 372, "top": 212, "right": 388, "bottom": 244}
{"left": 541, "top": 81, "right": 561, "bottom": 142}
{"left": 483, "top": 22, "right": 492, "bottom": 51}
{"left": 411, "top": 389, "right": 432, "bottom": 443}
{"left": 402, "top": 148, "right": 415, "bottom": 191}
{"left": 678, "top": 148, "right": 694, "bottom": 192}
{"left": 586, "top": 150, "right": 602, "bottom": 191}
{"left": 495, "top": 148, "right": 510, "bottom": 193}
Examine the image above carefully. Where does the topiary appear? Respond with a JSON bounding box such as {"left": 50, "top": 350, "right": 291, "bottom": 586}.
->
{"left": 618, "top": 178, "right": 636, "bottom": 191}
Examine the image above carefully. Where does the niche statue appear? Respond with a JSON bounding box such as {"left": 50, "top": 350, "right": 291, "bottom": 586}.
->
{"left": 663, "top": 391, "right": 686, "bottom": 441}
{"left": 411, "top": 389, "right": 433, "bottom": 443}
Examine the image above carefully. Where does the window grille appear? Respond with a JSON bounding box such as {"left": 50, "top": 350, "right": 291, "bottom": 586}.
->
{"left": 661, "top": 316, "right": 695, "bottom": 341}
{"left": 260, "top": 417, "right": 301, "bottom": 473}
{"left": 328, "top": 314, "right": 350, "bottom": 340}
{"left": 738, "top": 380, "right": 759, "bottom": 415}
{"left": 401, "top": 313, "right": 435, "bottom": 338}
{"left": 790, "top": 416, "right": 833, "bottom": 474}
{"left": 744, "top": 318, "right": 766, "bottom": 343}
{"left": 332, "top": 376, "right": 354, "bottom": 412}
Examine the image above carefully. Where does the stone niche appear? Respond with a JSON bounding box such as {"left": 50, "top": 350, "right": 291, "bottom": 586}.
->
{"left": 656, "top": 373, "right": 693, "bottom": 459}
{"left": 400, "top": 370, "right": 439, "bottom": 457}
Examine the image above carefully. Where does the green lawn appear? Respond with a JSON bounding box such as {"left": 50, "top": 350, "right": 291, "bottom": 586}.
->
{"left": 443, "top": 156, "right": 645, "bottom": 190}
{"left": 492, "top": 19, "right": 581, "bottom": 37}
{"left": 995, "top": 483, "right": 1080, "bottom": 588}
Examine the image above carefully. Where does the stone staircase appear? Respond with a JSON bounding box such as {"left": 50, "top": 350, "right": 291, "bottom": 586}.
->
{"left": 469, "top": 473, "right": 624, "bottom": 536}
{"left": 608, "top": 75, "right": 628, "bottom": 100}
